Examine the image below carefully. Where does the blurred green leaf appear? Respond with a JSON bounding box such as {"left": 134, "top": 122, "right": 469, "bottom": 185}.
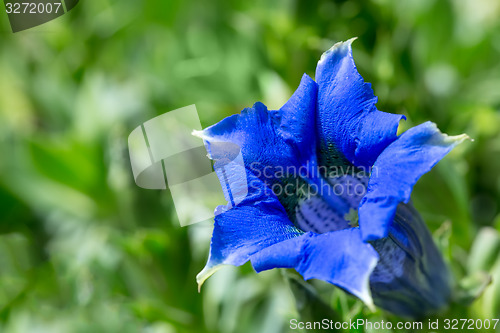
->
{"left": 283, "top": 271, "right": 344, "bottom": 332}
{"left": 467, "top": 227, "right": 500, "bottom": 274}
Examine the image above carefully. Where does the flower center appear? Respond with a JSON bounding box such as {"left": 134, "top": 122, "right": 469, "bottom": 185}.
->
{"left": 293, "top": 173, "right": 367, "bottom": 233}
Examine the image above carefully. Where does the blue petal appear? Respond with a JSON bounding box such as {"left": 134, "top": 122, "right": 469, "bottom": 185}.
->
{"left": 250, "top": 228, "right": 379, "bottom": 307}
{"left": 315, "top": 39, "right": 404, "bottom": 168}
{"left": 270, "top": 73, "right": 318, "bottom": 163}
{"left": 194, "top": 74, "right": 317, "bottom": 187}
{"left": 369, "top": 204, "right": 452, "bottom": 317}
{"left": 359, "top": 121, "right": 469, "bottom": 241}
{"left": 196, "top": 172, "right": 303, "bottom": 288}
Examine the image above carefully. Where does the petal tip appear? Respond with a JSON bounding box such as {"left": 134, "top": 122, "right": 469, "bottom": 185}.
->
{"left": 318, "top": 37, "right": 357, "bottom": 65}
{"left": 192, "top": 129, "right": 213, "bottom": 142}
{"left": 192, "top": 129, "right": 204, "bottom": 138}
{"left": 352, "top": 250, "right": 378, "bottom": 310}
{"left": 445, "top": 133, "right": 471, "bottom": 144}
{"left": 196, "top": 265, "right": 223, "bottom": 292}
{"left": 346, "top": 36, "right": 358, "bottom": 45}
{"left": 361, "top": 291, "right": 376, "bottom": 312}
{"left": 363, "top": 254, "right": 378, "bottom": 309}
{"left": 300, "top": 73, "right": 316, "bottom": 85}
{"left": 423, "top": 122, "right": 471, "bottom": 145}
{"left": 431, "top": 123, "right": 472, "bottom": 147}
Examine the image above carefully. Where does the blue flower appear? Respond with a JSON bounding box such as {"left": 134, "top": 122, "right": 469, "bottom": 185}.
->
{"left": 194, "top": 39, "right": 468, "bottom": 317}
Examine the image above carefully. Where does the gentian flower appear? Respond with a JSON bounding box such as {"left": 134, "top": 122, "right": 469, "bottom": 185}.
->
{"left": 194, "top": 39, "right": 468, "bottom": 318}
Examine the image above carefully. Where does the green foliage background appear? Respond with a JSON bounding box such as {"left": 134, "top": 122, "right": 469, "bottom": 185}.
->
{"left": 0, "top": 0, "right": 499, "bottom": 332}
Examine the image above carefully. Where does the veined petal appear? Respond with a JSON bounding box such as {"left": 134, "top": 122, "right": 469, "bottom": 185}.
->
{"left": 370, "top": 204, "right": 452, "bottom": 317}
{"left": 250, "top": 228, "right": 379, "bottom": 307}
{"left": 315, "top": 38, "right": 404, "bottom": 168}
{"left": 196, "top": 172, "right": 303, "bottom": 289}
{"left": 359, "top": 121, "right": 469, "bottom": 241}
{"left": 193, "top": 74, "right": 317, "bottom": 186}
{"left": 271, "top": 73, "right": 318, "bottom": 163}
{"left": 194, "top": 75, "right": 321, "bottom": 221}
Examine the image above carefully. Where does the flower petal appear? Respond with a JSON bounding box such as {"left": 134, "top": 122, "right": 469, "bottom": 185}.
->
{"left": 194, "top": 75, "right": 320, "bottom": 220}
{"left": 271, "top": 73, "right": 318, "bottom": 163}
{"left": 194, "top": 74, "right": 317, "bottom": 186}
{"left": 359, "top": 121, "right": 469, "bottom": 241}
{"left": 369, "top": 204, "right": 452, "bottom": 317}
{"left": 315, "top": 38, "right": 404, "bottom": 168}
{"left": 250, "top": 228, "right": 379, "bottom": 307}
{"left": 196, "top": 172, "right": 303, "bottom": 289}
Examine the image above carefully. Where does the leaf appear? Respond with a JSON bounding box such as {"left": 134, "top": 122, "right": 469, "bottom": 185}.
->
{"left": 454, "top": 271, "right": 492, "bottom": 307}
{"left": 467, "top": 227, "right": 500, "bottom": 273}
{"left": 282, "top": 271, "right": 344, "bottom": 332}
